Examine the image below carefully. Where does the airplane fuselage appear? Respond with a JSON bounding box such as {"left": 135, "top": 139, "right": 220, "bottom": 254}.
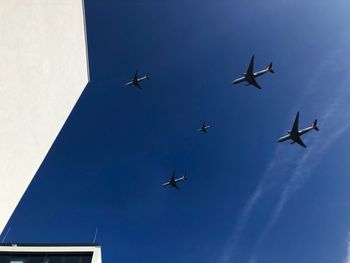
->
{"left": 277, "top": 130, "right": 299, "bottom": 143}
{"left": 276, "top": 112, "right": 318, "bottom": 148}
{"left": 277, "top": 127, "right": 315, "bottom": 143}
{"left": 244, "top": 73, "right": 256, "bottom": 85}
{"left": 232, "top": 56, "right": 273, "bottom": 89}
{"left": 137, "top": 76, "right": 147, "bottom": 82}
{"left": 234, "top": 68, "right": 269, "bottom": 85}
{"left": 125, "top": 75, "right": 149, "bottom": 87}
{"left": 198, "top": 125, "right": 211, "bottom": 133}
{"left": 163, "top": 175, "right": 186, "bottom": 189}
{"left": 254, "top": 68, "right": 270, "bottom": 78}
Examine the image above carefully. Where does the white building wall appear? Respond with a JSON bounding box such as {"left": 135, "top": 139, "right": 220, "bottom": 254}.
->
{"left": 0, "top": 0, "right": 89, "bottom": 234}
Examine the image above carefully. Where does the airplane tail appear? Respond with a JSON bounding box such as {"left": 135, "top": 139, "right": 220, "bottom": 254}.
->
{"left": 312, "top": 119, "right": 319, "bottom": 131}
{"left": 268, "top": 63, "right": 274, "bottom": 73}
{"left": 145, "top": 73, "right": 150, "bottom": 80}
{"left": 183, "top": 174, "right": 188, "bottom": 180}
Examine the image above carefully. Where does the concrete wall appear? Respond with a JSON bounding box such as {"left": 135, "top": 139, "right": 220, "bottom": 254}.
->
{"left": 0, "top": 0, "right": 89, "bottom": 234}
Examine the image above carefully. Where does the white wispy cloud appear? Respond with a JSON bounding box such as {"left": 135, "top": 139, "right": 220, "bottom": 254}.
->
{"left": 343, "top": 232, "right": 350, "bottom": 263}
{"left": 220, "top": 34, "right": 350, "bottom": 263}
{"left": 247, "top": 46, "right": 350, "bottom": 262}
{"left": 248, "top": 91, "right": 350, "bottom": 262}
{"left": 220, "top": 147, "right": 291, "bottom": 263}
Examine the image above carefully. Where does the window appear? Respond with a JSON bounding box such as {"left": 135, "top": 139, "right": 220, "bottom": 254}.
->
{"left": 10, "top": 257, "right": 26, "bottom": 263}
{"left": 0, "top": 255, "right": 9, "bottom": 263}
{"left": 63, "top": 255, "right": 80, "bottom": 263}
{"left": 80, "top": 255, "right": 92, "bottom": 263}
{"left": 29, "top": 255, "right": 45, "bottom": 263}
{"left": 44, "top": 255, "right": 62, "bottom": 263}
{"left": 0, "top": 252, "right": 92, "bottom": 263}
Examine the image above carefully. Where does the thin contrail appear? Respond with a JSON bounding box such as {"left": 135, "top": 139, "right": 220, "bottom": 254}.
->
{"left": 220, "top": 36, "right": 350, "bottom": 263}
{"left": 247, "top": 65, "right": 350, "bottom": 262}
{"left": 93, "top": 227, "right": 99, "bottom": 243}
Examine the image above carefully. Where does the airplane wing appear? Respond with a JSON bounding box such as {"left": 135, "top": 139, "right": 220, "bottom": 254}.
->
{"left": 232, "top": 76, "right": 245, "bottom": 84}
{"left": 162, "top": 182, "right": 170, "bottom": 187}
{"left": 175, "top": 177, "right": 184, "bottom": 182}
{"left": 246, "top": 55, "right": 255, "bottom": 76}
{"left": 276, "top": 134, "right": 290, "bottom": 143}
{"left": 133, "top": 70, "right": 138, "bottom": 81}
{"left": 202, "top": 122, "right": 208, "bottom": 132}
{"left": 171, "top": 170, "right": 176, "bottom": 182}
{"left": 294, "top": 137, "right": 306, "bottom": 148}
{"left": 134, "top": 82, "right": 142, "bottom": 89}
{"left": 292, "top": 112, "right": 299, "bottom": 133}
{"left": 249, "top": 78, "right": 262, "bottom": 89}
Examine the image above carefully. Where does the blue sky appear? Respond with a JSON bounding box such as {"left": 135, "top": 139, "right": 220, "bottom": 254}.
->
{"left": 4, "top": 0, "right": 350, "bottom": 262}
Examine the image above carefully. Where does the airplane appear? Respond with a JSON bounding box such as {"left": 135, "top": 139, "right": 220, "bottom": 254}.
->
{"left": 232, "top": 55, "right": 274, "bottom": 89}
{"left": 276, "top": 112, "right": 319, "bottom": 148}
{"left": 125, "top": 70, "right": 150, "bottom": 89}
{"left": 162, "top": 170, "right": 187, "bottom": 190}
{"left": 197, "top": 122, "right": 213, "bottom": 133}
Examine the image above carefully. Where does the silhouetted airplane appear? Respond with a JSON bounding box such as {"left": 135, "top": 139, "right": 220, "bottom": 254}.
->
{"left": 277, "top": 112, "right": 319, "bottom": 148}
{"left": 232, "top": 55, "right": 274, "bottom": 89}
{"left": 197, "top": 122, "right": 213, "bottom": 133}
{"left": 125, "top": 70, "right": 150, "bottom": 89}
{"left": 162, "top": 170, "right": 187, "bottom": 190}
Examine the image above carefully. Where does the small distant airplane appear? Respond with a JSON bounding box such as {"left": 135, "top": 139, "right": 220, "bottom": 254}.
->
{"left": 277, "top": 112, "right": 319, "bottom": 148}
{"left": 197, "top": 122, "right": 213, "bottom": 133}
{"left": 162, "top": 170, "right": 187, "bottom": 190}
{"left": 232, "top": 55, "right": 274, "bottom": 89}
{"left": 125, "top": 70, "right": 150, "bottom": 89}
